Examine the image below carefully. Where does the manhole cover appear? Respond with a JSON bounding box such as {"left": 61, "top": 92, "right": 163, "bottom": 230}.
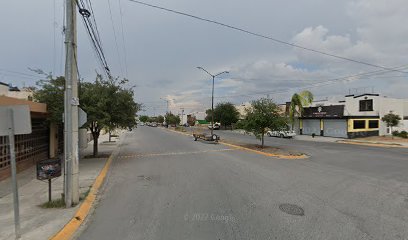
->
{"left": 279, "top": 203, "right": 304, "bottom": 216}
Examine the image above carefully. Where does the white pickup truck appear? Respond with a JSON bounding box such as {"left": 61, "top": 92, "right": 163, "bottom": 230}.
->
{"left": 267, "top": 130, "right": 296, "bottom": 138}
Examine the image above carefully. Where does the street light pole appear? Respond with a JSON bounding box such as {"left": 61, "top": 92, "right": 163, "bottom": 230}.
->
{"left": 196, "top": 67, "right": 229, "bottom": 136}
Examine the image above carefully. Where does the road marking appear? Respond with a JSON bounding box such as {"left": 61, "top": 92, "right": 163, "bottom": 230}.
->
{"left": 162, "top": 128, "right": 308, "bottom": 159}
{"left": 118, "top": 148, "right": 237, "bottom": 159}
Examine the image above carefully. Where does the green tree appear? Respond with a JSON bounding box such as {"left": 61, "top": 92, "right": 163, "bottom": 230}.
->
{"left": 165, "top": 112, "right": 180, "bottom": 126}
{"left": 157, "top": 115, "right": 165, "bottom": 124}
{"left": 213, "top": 102, "right": 239, "bottom": 128}
{"left": 242, "top": 98, "right": 287, "bottom": 148}
{"left": 80, "top": 75, "right": 140, "bottom": 156}
{"left": 205, "top": 109, "right": 213, "bottom": 122}
{"left": 33, "top": 74, "right": 65, "bottom": 123}
{"left": 139, "top": 115, "right": 149, "bottom": 123}
{"left": 382, "top": 112, "right": 401, "bottom": 138}
{"left": 289, "top": 90, "right": 314, "bottom": 129}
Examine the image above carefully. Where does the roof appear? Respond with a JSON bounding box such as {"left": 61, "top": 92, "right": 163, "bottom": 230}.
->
{"left": 0, "top": 95, "right": 47, "bottom": 113}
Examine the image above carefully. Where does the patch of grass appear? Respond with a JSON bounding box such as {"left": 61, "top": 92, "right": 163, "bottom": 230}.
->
{"left": 175, "top": 126, "right": 186, "bottom": 132}
{"left": 40, "top": 198, "right": 65, "bottom": 209}
{"left": 80, "top": 188, "right": 91, "bottom": 201}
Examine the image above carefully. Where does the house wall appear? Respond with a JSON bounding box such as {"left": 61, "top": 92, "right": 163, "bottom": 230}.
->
{"left": 378, "top": 98, "right": 408, "bottom": 135}
{"left": 344, "top": 95, "right": 380, "bottom": 116}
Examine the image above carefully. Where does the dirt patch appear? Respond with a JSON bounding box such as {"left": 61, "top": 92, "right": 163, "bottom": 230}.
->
{"left": 222, "top": 140, "right": 306, "bottom": 158}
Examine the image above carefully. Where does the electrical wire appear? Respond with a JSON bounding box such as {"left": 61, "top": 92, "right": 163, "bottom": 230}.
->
{"left": 75, "top": 0, "right": 112, "bottom": 79}
{"left": 128, "top": 0, "right": 408, "bottom": 74}
{"left": 118, "top": 0, "right": 129, "bottom": 78}
{"left": 107, "top": 0, "right": 125, "bottom": 77}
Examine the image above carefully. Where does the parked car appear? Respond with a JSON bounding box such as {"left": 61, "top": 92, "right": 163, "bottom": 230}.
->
{"left": 151, "top": 122, "right": 158, "bottom": 127}
{"left": 208, "top": 123, "right": 220, "bottom": 130}
{"left": 139, "top": 122, "right": 145, "bottom": 126}
{"left": 267, "top": 129, "right": 296, "bottom": 138}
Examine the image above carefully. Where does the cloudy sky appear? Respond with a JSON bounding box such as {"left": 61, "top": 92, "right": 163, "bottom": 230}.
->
{"left": 1, "top": 0, "right": 407, "bottom": 115}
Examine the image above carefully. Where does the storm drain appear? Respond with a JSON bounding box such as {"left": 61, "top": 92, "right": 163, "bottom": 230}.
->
{"left": 279, "top": 203, "right": 304, "bottom": 216}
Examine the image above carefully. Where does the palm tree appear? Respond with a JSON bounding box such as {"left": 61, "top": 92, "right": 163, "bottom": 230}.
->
{"left": 289, "top": 90, "right": 314, "bottom": 129}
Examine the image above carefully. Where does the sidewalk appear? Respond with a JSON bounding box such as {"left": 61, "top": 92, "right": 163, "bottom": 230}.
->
{"left": 0, "top": 131, "right": 123, "bottom": 240}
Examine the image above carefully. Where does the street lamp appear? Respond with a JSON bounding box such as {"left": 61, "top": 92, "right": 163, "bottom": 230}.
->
{"left": 160, "top": 97, "right": 175, "bottom": 114}
{"left": 197, "top": 66, "right": 229, "bottom": 136}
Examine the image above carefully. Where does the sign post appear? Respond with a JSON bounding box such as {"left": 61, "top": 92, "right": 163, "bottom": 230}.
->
{"left": 8, "top": 108, "right": 20, "bottom": 239}
{"left": 36, "top": 158, "right": 62, "bottom": 202}
{"left": 0, "top": 105, "right": 32, "bottom": 239}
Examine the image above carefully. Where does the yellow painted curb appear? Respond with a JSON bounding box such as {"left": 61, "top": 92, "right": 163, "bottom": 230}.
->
{"left": 49, "top": 153, "right": 115, "bottom": 240}
{"left": 164, "top": 128, "right": 307, "bottom": 159}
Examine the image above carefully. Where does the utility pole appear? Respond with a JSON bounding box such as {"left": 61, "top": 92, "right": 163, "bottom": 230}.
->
{"left": 64, "top": 0, "right": 80, "bottom": 208}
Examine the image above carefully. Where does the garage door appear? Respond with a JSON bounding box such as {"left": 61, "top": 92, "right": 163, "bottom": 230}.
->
{"left": 302, "top": 119, "right": 320, "bottom": 135}
{"left": 323, "top": 119, "right": 347, "bottom": 138}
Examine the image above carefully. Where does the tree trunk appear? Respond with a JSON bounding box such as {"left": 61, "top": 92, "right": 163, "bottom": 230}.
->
{"left": 261, "top": 132, "right": 265, "bottom": 148}
{"left": 109, "top": 129, "right": 111, "bottom": 142}
{"left": 92, "top": 132, "right": 99, "bottom": 157}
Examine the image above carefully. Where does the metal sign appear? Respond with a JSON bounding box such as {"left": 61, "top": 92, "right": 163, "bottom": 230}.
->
{"left": 0, "top": 105, "right": 31, "bottom": 136}
{"left": 79, "top": 107, "right": 87, "bottom": 127}
{"left": 36, "top": 158, "right": 62, "bottom": 180}
{"left": 303, "top": 105, "right": 345, "bottom": 119}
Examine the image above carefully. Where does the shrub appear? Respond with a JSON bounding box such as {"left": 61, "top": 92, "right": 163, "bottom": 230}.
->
{"left": 392, "top": 131, "right": 400, "bottom": 137}
{"left": 399, "top": 131, "right": 408, "bottom": 138}
{"left": 234, "top": 120, "right": 245, "bottom": 129}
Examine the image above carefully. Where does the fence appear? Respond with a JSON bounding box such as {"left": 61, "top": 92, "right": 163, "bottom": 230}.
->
{"left": 0, "top": 118, "right": 49, "bottom": 180}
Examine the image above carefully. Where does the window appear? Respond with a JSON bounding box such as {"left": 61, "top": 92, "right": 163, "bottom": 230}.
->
{"left": 353, "top": 120, "right": 366, "bottom": 129}
{"left": 359, "top": 99, "right": 373, "bottom": 111}
{"left": 368, "top": 120, "right": 379, "bottom": 128}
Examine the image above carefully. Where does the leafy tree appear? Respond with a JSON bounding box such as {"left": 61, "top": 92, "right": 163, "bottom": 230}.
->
{"left": 165, "top": 112, "right": 180, "bottom": 126}
{"left": 80, "top": 74, "right": 140, "bottom": 156}
{"left": 33, "top": 74, "right": 65, "bottom": 123}
{"left": 242, "top": 98, "right": 287, "bottom": 148}
{"left": 205, "top": 109, "right": 213, "bottom": 122}
{"left": 289, "top": 90, "right": 314, "bottom": 129}
{"left": 139, "top": 115, "right": 149, "bottom": 123}
{"left": 157, "top": 115, "right": 165, "bottom": 124}
{"left": 382, "top": 112, "right": 401, "bottom": 137}
{"left": 213, "top": 102, "right": 239, "bottom": 128}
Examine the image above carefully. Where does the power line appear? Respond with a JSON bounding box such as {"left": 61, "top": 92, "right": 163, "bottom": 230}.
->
{"left": 128, "top": 0, "right": 408, "bottom": 74}
{"left": 118, "top": 0, "right": 129, "bottom": 78}
{"left": 76, "top": 0, "right": 113, "bottom": 79}
{"left": 183, "top": 64, "right": 408, "bottom": 103}
{"left": 107, "top": 0, "right": 124, "bottom": 77}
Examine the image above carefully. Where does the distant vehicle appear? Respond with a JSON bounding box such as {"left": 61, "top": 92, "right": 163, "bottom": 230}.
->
{"left": 183, "top": 123, "right": 189, "bottom": 127}
{"left": 208, "top": 123, "right": 220, "bottom": 130}
{"left": 151, "top": 122, "right": 158, "bottom": 127}
{"left": 267, "top": 130, "right": 296, "bottom": 138}
{"left": 140, "top": 122, "right": 145, "bottom": 126}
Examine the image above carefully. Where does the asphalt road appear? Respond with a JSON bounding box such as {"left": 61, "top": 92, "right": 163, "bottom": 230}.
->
{"left": 79, "top": 127, "right": 408, "bottom": 240}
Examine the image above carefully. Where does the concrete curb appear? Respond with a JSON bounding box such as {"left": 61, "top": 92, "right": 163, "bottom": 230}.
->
{"left": 49, "top": 139, "right": 121, "bottom": 240}
{"left": 164, "top": 128, "right": 308, "bottom": 160}
{"left": 337, "top": 140, "right": 407, "bottom": 148}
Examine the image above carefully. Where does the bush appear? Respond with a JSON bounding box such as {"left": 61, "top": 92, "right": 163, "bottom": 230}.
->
{"left": 392, "top": 130, "right": 408, "bottom": 138}
{"left": 234, "top": 120, "right": 245, "bottom": 129}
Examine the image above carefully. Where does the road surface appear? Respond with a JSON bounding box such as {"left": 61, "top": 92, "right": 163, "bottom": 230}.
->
{"left": 79, "top": 127, "right": 408, "bottom": 240}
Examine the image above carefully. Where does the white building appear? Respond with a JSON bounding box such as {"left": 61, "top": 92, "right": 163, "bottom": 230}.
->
{"left": 0, "top": 82, "right": 33, "bottom": 100}
{"left": 297, "top": 93, "right": 408, "bottom": 138}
